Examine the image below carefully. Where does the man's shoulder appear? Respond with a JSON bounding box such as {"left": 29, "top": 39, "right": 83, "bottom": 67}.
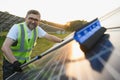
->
{"left": 11, "top": 22, "right": 25, "bottom": 29}
{"left": 11, "top": 24, "right": 19, "bottom": 30}
{"left": 37, "top": 26, "right": 47, "bottom": 37}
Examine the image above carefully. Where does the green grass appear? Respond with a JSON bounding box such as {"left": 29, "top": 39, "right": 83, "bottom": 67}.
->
{"left": 0, "top": 36, "right": 6, "bottom": 54}
{"left": 31, "top": 32, "right": 70, "bottom": 57}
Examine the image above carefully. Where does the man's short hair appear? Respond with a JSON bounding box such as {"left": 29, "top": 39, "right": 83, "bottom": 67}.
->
{"left": 26, "top": 10, "right": 41, "bottom": 17}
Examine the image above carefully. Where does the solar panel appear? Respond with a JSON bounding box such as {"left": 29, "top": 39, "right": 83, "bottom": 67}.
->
{"left": 6, "top": 7, "right": 120, "bottom": 80}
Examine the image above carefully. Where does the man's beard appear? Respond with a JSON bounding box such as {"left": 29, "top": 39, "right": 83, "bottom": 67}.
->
{"left": 27, "top": 23, "right": 37, "bottom": 30}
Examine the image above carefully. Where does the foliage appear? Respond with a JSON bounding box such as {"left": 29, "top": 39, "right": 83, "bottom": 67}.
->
{"left": 65, "top": 20, "right": 88, "bottom": 31}
{"left": 0, "top": 36, "right": 6, "bottom": 54}
{"left": 40, "top": 19, "right": 88, "bottom": 32}
{"left": 41, "top": 20, "right": 66, "bottom": 29}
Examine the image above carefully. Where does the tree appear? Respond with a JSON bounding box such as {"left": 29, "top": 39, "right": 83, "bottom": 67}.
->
{"left": 65, "top": 20, "right": 88, "bottom": 31}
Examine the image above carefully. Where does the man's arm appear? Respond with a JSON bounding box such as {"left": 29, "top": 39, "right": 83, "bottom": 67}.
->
{"left": 1, "top": 37, "right": 17, "bottom": 63}
{"left": 44, "top": 33, "right": 63, "bottom": 43}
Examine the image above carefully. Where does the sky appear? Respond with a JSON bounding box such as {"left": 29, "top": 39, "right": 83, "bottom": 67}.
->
{"left": 0, "top": 0, "right": 120, "bottom": 24}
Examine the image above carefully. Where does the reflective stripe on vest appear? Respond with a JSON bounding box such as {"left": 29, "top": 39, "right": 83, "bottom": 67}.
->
{"left": 11, "top": 22, "right": 38, "bottom": 63}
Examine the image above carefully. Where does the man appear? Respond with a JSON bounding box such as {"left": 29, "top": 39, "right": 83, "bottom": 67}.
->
{"left": 1, "top": 9, "right": 63, "bottom": 80}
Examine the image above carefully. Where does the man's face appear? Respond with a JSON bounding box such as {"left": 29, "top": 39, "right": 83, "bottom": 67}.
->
{"left": 25, "top": 14, "right": 40, "bottom": 30}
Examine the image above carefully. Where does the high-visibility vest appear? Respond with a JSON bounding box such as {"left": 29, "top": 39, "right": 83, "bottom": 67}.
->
{"left": 11, "top": 22, "right": 38, "bottom": 63}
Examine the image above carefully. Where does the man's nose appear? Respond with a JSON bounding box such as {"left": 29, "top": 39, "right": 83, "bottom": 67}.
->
{"left": 31, "top": 20, "right": 35, "bottom": 23}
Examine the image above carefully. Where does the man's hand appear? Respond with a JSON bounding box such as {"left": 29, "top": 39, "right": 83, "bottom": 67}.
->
{"left": 12, "top": 61, "right": 22, "bottom": 72}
